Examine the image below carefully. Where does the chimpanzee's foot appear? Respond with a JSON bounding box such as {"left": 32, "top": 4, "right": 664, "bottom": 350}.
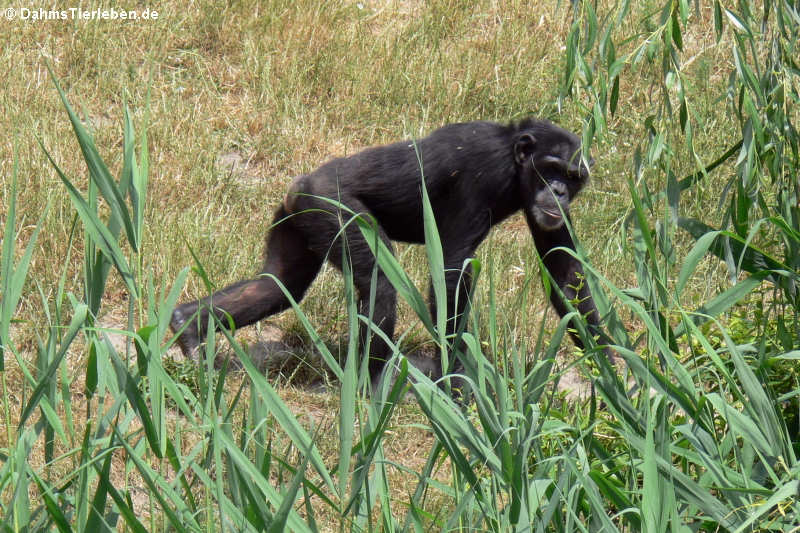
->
{"left": 170, "top": 304, "right": 201, "bottom": 359}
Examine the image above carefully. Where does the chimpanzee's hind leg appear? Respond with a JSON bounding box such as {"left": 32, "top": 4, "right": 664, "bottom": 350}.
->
{"left": 288, "top": 193, "right": 398, "bottom": 378}
{"left": 171, "top": 206, "right": 323, "bottom": 357}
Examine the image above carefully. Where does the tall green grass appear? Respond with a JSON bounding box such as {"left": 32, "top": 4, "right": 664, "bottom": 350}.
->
{"left": 2, "top": 1, "right": 799, "bottom": 531}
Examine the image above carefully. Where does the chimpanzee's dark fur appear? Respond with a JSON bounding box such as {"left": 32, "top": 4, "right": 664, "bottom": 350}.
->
{"left": 171, "top": 118, "right": 605, "bottom": 377}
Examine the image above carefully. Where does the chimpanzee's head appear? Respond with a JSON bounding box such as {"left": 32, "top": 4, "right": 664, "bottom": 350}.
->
{"left": 514, "top": 120, "right": 592, "bottom": 231}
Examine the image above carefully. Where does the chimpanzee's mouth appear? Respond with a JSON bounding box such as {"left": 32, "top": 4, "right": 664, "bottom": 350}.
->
{"left": 540, "top": 208, "right": 561, "bottom": 219}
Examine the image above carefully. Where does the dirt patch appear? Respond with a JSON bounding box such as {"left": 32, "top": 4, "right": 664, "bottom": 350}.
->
{"left": 215, "top": 149, "right": 263, "bottom": 186}
{"left": 554, "top": 357, "right": 594, "bottom": 402}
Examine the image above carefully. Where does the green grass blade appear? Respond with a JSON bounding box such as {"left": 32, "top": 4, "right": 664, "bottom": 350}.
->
{"left": 160, "top": 267, "right": 189, "bottom": 338}
{"left": 40, "top": 142, "right": 137, "bottom": 297}
{"left": 722, "top": 328, "right": 793, "bottom": 459}
{"left": 124, "top": 104, "right": 149, "bottom": 250}
{"left": 189, "top": 462, "right": 259, "bottom": 531}
{"left": 215, "top": 430, "right": 315, "bottom": 532}
{"left": 299, "top": 195, "right": 434, "bottom": 334}
{"left": 0, "top": 162, "right": 50, "bottom": 371}
{"left": 0, "top": 155, "right": 19, "bottom": 370}
{"left": 732, "top": 480, "right": 800, "bottom": 532}
{"left": 407, "top": 365, "right": 502, "bottom": 477}
{"left": 137, "top": 84, "right": 150, "bottom": 245}
{"left": 85, "top": 450, "right": 114, "bottom": 532}
{"left": 47, "top": 64, "right": 138, "bottom": 252}
{"left": 344, "top": 358, "right": 407, "bottom": 516}
{"left": 29, "top": 469, "right": 73, "bottom": 533}
{"left": 705, "top": 393, "right": 773, "bottom": 464}
{"left": 90, "top": 446, "right": 158, "bottom": 533}
{"left": 266, "top": 455, "right": 311, "bottom": 533}
{"left": 219, "top": 326, "right": 337, "bottom": 495}
{"left": 164, "top": 440, "right": 198, "bottom": 513}
{"left": 259, "top": 272, "right": 342, "bottom": 379}
{"left": 641, "top": 404, "right": 659, "bottom": 533}
{"left": 107, "top": 343, "right": 162, "bottom": 458}
{"left": 18, "top": 304, "right": 87, "bottom": 428}
{"left": 3, "top": 429, "right": 34, "bottom": 531}
{"left": 674, "top": 273, "right": 767, "bottom": 337}
{"left": 623, "top": 429, "right": 742, "bottom": 528}
{"left": 112, "top": 426, "right": 195, "bottom": 532}
{"left": 353, "top": 213, "right": 434, "bottom": 334}
{"left": 120, "top": 105, "right": 134, "bottom": 197}
{"left": 676, "top": 230, "right": 720, "bottom": 296}
{"left": 627, "top": 175, "right": 658, "bottom": 262}
{"left": 338, "top": 251, "right": 357, "bottom": 505}
{"left": 678, "top": 217, "right": 793, "bottom": 279}
{"left": 414, "top": 143, "right": 447, "bottom": 350}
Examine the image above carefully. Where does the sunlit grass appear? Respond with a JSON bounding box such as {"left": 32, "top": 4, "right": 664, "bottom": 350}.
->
{"left": 1, "top": 0, "right": 798, "bottom": 530}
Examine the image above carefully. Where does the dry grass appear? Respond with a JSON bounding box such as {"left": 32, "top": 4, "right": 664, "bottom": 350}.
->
{"left": 0, "top": 0, "right": 751, "bottom": 528}
{"left": 1, "top": 0, "right": 738, "bottom": 337}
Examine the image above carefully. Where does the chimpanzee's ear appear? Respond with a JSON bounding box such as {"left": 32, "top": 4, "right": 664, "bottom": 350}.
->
{"left": 514, "top": 133, "right": 537, "bottom": 165}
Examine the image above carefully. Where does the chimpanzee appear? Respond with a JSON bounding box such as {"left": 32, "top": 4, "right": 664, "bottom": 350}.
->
{"left": 171, "top": 118, "right": 608, "bottom": 377}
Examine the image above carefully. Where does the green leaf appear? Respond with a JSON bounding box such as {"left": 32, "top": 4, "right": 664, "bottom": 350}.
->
{"left": 675, "top": 273, "right": 766, "bottom": 337}
{"left": 679, "top": 96, "right": 688, "bottom": 131}
{"left": 582, "top": 2, "right": 598, "bottom": 54}
{"left": 414, "top": 141, "right": 448, "bottom": 363}
{"left": 724, "top": 8, "right": 753, "bottom": 37}
{"left": 337, "top": 248, "right": 356, "bottom": 503}
{"left": 408, "top": 365, "right": 502, "bottom": 477}
{"left": 563, "top": 21, "right": 579, "bottom": 94}
{"left": 676, "top": 230, "right": 720, "bottom": 296}
{"left": 85, "top": 450, "right": 114, "bottom": 532}
{"left": 214, "top": 429, "right": 315, "bottom": 532}
{"left": 219, "top": 326, "right": 337, "bottom": 495}
{"left": 18, "top": 304, "right": 87, "bottom": 428}
{"left": 133, "top": 325, "right": 156, "bottom": 376}
{"left": 677, "top": 140, "right": 742, "bottom": 192}
{"left": 48, "top": 64, "right": 138, "bottom": 253}
{"left": 679, "top": 0, "right": 689, "bottom": 22}
{"left": 621, "top": 429, "right": 741, "bottom": 528}
{"left": 589, "top": 470, "right": 639, "bottom": 529}
{"left": 267, "top": 455, "right": 311, "bottom": 533}
{"left": 107, "top": 346, "right": 162, "bottom": 458}
{"left": 97, "top": 473, "right": 149, "bottom": 533}
{"left": 770, "top": 350, "right": 800, "bottom": 361}
{"left": 733, "top": 480, "right": 800, "bottom": 532}
{"left": 714, "top": 1, "right": 723, "bottom": 40}
{"left": 0, "top": 168, "right": 51, "bottom": 371}
{"left": 29, "top": 469, "right": 73, "bottom": 533}
{"left": 610, "top": 75, "right": 620, "bottom": 115}
{"left": 0, "top": 156, "right": 19, "bottom": 370}
{"left": 671, "top": 9, "right": 684, "bottom": 51}
{"left": 257, "top": 272, "right": 343, "bottom": 380}
{"left": 85, "top": 339, "right": 98, "bottom": 397}
{"left": 41, "top": 143, "right": 137, "bottom": 296}
{"left": 678, "top": 218, "right": 792, "bottom": 281}
{"left": 705, "top": 393, "right": 773, "bottom": 457}
{"left": 113, "top": 427, "right": 197, "bottom": 532}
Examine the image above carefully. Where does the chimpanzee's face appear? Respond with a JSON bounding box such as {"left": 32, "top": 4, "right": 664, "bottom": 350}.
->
{"left": 514, "top": 124, "right": 591, "bottom": 231}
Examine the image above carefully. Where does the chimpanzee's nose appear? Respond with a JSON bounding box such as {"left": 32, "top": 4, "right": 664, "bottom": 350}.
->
{"left": 551, "top": 180, "right": 567, "bottom": 198}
